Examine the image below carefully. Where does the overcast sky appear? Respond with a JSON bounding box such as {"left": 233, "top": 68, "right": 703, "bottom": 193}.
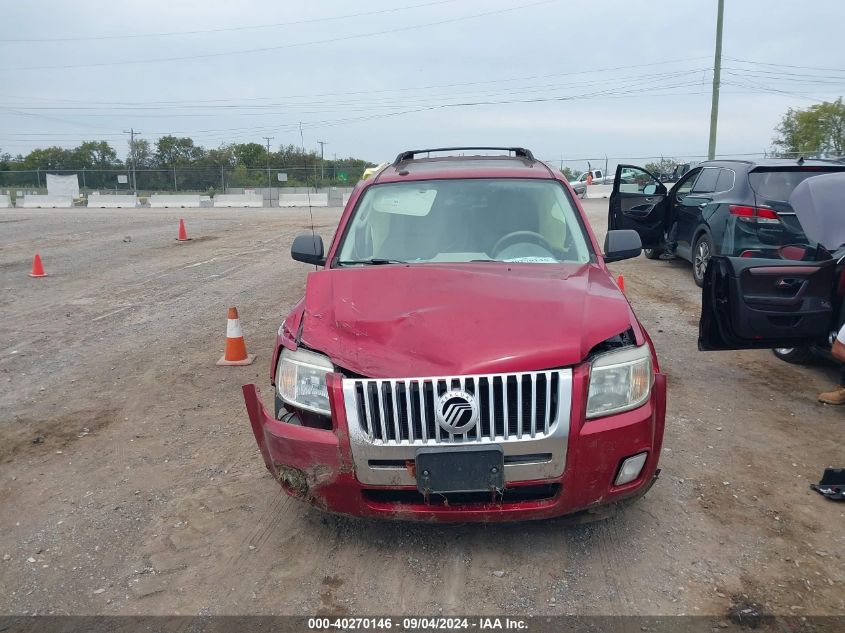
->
{"left": 1, "top": 0, "right": 843, "bottom": 171}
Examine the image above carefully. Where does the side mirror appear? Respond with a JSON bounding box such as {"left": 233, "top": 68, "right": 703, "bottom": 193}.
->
{"left": 643, "top": 184, "right": 657, "bottom": 195}
{"left": 291, "top": 233, "right": 325, "bottom": 266}
{"left": 604, "top": 230, "right": 642, "bottom": 263}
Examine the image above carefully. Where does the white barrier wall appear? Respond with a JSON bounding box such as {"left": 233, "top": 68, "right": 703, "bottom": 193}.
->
{"left": 585, "top": 184, "right": 614, "bottom": 199}
{"left": 342, "top": 193, "right": 352, "bottom": 207}
{"left": 279, "top": 193, "right": 329, "bottom": 207}
{"left": 214, "top": 194, "right": 264, "bottom": 208}
{"left": 22, "top": 195, "right": 73, "bottom": 208}
{"left": 0, "top": 194, "right": 11, "bottom": 208}
{"left": 149, "top": 194, "right": 201, "bottom": 208}
{"left": 87, "top": 195, "right": 139, "bottom": 208}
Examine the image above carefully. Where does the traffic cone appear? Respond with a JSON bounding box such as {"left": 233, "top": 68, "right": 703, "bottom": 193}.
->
{"left": 216, "top": 307, "right": 256, "bottom": 366}
{"left": 616, "top": 274, "right": 625, "bottom": 293}
{"left": 176, "top": 218, "right": 191, "bottom": 241}
{"left": 29, "top": 253, "right": 48, "bottom": 278}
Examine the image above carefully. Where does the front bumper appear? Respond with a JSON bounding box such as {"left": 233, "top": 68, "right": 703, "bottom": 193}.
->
{"left": 242, "top": 366, "right": 667, "bottom": 522}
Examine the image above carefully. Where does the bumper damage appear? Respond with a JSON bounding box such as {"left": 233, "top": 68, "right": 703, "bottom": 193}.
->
{"left": 242, "top": 370, "right": 667, "bottom": 522}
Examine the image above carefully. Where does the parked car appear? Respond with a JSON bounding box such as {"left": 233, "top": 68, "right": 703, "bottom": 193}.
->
{"left": 243, "top": 146, "right": 667, "bottom": 522}
{"left": 698, "top": 172, "right": 845, "bottom": 367}
{"left": 608, "top": 158, "right": 845, "bottom": 287}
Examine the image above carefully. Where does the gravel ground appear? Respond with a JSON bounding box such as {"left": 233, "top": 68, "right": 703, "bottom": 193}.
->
{"left": 0, "top": 201, "right": 843, "bottom": 618}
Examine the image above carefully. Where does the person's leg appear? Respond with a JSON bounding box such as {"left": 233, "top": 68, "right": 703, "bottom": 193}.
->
{"left": 659, "top": 220, "right": 678, "bottom": 260}
{"left": 818, "top": 359, "right": 845, "bottom": 404}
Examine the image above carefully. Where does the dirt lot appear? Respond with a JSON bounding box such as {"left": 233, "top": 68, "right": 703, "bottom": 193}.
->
{"left": 0, "top": 200, "right": 843, "bottom": 618}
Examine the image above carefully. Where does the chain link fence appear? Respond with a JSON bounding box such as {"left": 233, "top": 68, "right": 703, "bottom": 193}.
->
{"left": 0, "top": 165, "right": 365, "bottom": 197}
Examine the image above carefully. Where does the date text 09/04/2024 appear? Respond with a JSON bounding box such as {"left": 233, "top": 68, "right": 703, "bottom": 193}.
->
{"left": 307, "top": 617, "right": 528, "bottom": 630}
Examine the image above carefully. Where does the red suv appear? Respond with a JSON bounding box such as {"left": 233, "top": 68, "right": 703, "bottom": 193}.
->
{"left": 243, "top": 147, "right": 667, "bottom": 522}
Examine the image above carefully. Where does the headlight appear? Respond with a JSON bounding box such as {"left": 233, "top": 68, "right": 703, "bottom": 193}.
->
{"left": 276, "top": 347, "right": 334, "bottom": 416}
{"left": 586, "top": 344, "right": 653, "bottom": 419}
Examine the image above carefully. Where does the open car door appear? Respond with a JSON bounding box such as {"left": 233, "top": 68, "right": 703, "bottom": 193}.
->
{"left": 608, "top": 164, "right": 668, "bottom": 249}
{"left": 699, "top": 255, "right": 837, "bottom": 351}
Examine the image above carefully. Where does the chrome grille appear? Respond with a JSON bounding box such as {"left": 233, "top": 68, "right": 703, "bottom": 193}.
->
{"left": 348, "top": 371, "right": 563, "bottom": 445}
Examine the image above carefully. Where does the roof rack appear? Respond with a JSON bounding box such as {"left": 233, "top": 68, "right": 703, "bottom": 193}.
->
{"left": 392, "top": 146, "right": 535, "bottom": 165}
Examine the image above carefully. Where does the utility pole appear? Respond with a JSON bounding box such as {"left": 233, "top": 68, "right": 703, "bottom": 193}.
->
{"left": 263, "top": 136, "right": 274, "bottom": 199}
{"left": 123, "top": 128, "right": 141, "bottom": 192}
{"left": 317, "top": 141, "right": 328, "bottom": 182}
{"left": 708, "top": 0, "right": 725, "bottom": 161}
{"left": 170, "top": 145, "right": 177, "bottom": 192}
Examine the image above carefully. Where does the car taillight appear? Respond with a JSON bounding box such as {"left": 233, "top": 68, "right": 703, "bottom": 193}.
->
{"left": 729, "top": 205, "right": 781, "bottom": 225}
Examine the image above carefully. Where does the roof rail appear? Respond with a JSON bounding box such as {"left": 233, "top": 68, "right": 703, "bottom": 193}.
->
{"left": 392, "top": 146, "right": 535, "bottom": 165}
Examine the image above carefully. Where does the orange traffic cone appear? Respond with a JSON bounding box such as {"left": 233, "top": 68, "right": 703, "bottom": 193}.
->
{"left": 176, "top": 218, "right": 191, "bottom": 241}
{"left": 29, "top": 253, "right": 48, "bottom": 278}
{"left": 217, "top": 307, "right": 256, "bottom": 366}
{"left": 616, "top": 274, "right": 625, "bottom": 293}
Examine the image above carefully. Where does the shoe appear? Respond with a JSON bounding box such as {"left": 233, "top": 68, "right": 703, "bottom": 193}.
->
{"left": 818, "top": 385, "right": 845, "bottom": 405}
{"left": 659, "top": 251, "right": 676, "bottom": 260}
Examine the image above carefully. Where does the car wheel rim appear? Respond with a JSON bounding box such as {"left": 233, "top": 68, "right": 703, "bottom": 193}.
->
{"left": 774, "top": 348, "right": 794, "bottom": 355}
{"left": 695, "top": 240, "right": 711, "bottom": 279}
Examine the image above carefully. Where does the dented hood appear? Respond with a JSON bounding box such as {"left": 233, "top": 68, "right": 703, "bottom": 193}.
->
{"left": 300, "top": 263, "right": 636, "bottom": 378}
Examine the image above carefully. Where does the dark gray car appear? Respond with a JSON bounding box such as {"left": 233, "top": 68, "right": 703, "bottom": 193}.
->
{"left": 608, "top": 158, "right": 845, "bottom": 287}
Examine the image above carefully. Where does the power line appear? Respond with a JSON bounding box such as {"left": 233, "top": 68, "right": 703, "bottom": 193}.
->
{"left": 724, "top": 56, "right": 845, "bottom": 74}
{"left": 0, "top": 56, "right": 709, "bottom": 106}
{"left": 0, "top": 68, "right": 711, "bottom": 111}
{"left": 0, "top": 82, "right": 717, "bottom": 148}
{"left": 0, "top": 0, "right": 460, "bottom": 43}
{"left": 0, "top": 0, "right": 557, "bottom": 72}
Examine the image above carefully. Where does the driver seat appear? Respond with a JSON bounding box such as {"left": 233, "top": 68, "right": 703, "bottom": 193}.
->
{"left": 481, "top": 191, "right": 539, "bottom": 257}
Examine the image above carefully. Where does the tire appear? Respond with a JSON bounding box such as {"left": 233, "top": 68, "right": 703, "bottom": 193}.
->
{"left": 644, "top": 248, "right": 664, "bottom": 259}
{"left": 772, "top": 347, "right": 814, "bottom": 364}
{"left": 692, "top": 232, "right": 713, "bottom": 288}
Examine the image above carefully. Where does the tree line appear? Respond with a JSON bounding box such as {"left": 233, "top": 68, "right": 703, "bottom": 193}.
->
{"left": 0, "top": 137, "right": 376, "bottom": 192}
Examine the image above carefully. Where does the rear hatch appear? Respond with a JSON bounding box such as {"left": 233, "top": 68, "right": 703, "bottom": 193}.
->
{"left": 749, "top": 165, "right": 845, "bottom": 235}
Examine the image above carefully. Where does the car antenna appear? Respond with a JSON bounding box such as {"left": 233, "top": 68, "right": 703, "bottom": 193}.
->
{"left": 300, "top": 121, "right": 318, "bottom": 270}
{"left": 797, "top": 156, "right": 805, "bottom": 165}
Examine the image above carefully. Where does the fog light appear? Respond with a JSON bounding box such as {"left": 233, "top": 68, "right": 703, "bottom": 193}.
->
{"left": 614, "top": 452, "right": 648, "bottom": 486}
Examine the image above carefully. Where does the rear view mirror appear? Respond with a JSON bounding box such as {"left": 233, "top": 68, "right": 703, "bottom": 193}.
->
{"left": 603, "top": 230, "right": 642, "bottom": 263}
{"left": 291, "top": 233, "right": 325, "bottom": 266}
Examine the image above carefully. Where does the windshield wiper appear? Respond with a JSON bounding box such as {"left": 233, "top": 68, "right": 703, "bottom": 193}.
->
{"left": 337, "top": 258, "right": 407, "bottom": 266}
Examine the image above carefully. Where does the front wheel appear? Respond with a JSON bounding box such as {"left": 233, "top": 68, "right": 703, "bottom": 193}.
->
{"left": 692, "top": 233, "right": 713, "bottom": 288}
{"left": 772, "top": 347, "right": 814, "bottom": 364}
{"left": 644, "top": 248, "right": 664, "bottom": 260}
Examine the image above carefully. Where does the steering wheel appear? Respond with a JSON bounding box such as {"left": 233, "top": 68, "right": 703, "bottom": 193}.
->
{"left": 491, "top": 231, "right": 555, "bottom": 258}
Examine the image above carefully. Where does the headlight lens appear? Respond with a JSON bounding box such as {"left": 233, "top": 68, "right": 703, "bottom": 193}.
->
{"left": 586, "top": 344, "right": 653, "bottom": 419}
{"left": 276, "top": 348, "right": 334, "bottom": 416}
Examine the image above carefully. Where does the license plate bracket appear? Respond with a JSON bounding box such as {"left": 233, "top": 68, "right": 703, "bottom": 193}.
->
{"left": 415, "top": 446, "right": 504, "bottom": 494}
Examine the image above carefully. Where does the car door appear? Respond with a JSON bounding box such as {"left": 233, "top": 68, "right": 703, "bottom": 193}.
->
{"left": 675, "top": 167, "right": 719, "bottom": 255}
{"left": 608, "top": 165, "right": 668, "bottom": 249}
{"left": 663, "top": 167, "right": 701, "bottom": 259}
{"left": 699, "top": 255, "right": 836, "bottom": 351}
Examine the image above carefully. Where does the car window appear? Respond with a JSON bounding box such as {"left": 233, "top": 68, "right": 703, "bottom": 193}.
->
{"left": 674, "top": 168, "right": 700, "bottom": 201}
{"left": 618, "top": 167, "right": 660, "bottom": 194}
{"left": 691, "top": 167, "right": 719, "bottom": 194}
{"left": 715, "top": 168, "right": 735, "bottom": 193}
{"left": 748, "top": 167, "right": 845, "bottom": 202}
{"left": 337, "top": 179, "right": 593, "bottom": 265}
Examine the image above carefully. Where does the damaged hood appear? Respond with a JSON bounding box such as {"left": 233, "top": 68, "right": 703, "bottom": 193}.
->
{"left": 299, "top": 263, "right": 636, "bottom": 377}
{"left": 789, "top": 172, "right": 845, "bottom": 252}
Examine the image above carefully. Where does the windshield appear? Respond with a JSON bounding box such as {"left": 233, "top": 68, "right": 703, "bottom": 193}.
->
{"left": 335, "top": 179, "right": 593, "bottom": 265}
